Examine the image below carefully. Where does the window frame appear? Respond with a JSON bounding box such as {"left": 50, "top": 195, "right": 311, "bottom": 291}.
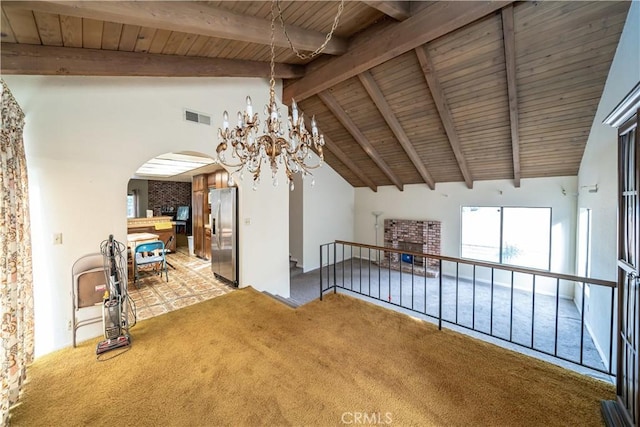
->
{"left": 460, "top": 206, "right": 552, "bottom": 271}
{"left": 127, "top": 192, "right": 138, "bottom": 219}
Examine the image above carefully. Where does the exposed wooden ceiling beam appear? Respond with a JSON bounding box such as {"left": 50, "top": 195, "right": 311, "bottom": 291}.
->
{"left": 414, "top": 46, "right": 473, "bottom": 189}
{"left": 323, "top": 135, "right": 378, "bottom": 192}
{"left": 283, "top": 1, "right": 512, "bottom": 103}
{"left": 410, "top": 2, "right": 434, "bottom": 15}
{"left": 300, "top": 111, "right": 378, "bottom": 192}
{"left": 502, "top": 5, "right": 521, "bottom": 188}
{"left": 361, "top": 1, "right": 411, "bottom": 21}
{"left": 318, "top": 91, "right": 403, "bottom": 191}
{"left": 5, "top": 1, "right": 348, "bottom": 55}
{"left": 0, "top": 43, "right": 305, "bottom": 78}
{"left": 357, "top": 71, "right": 435, "bottom": 190}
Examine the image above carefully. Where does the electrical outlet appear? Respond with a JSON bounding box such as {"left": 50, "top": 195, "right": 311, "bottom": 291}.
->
{"left": 67, "top": 320, "right": 72, "bottom": 331}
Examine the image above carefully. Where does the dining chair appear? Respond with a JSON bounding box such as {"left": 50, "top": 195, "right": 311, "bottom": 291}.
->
{"left": 133, "top": 240, "right": 168, "bottom": 285}
{"left": 163, "top": 235, "right": 176, "bottom": 270}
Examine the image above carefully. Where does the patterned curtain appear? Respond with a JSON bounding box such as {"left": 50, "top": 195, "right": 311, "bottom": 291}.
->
{"left": 0, "top": 79, "right": 34, "bottom": 424}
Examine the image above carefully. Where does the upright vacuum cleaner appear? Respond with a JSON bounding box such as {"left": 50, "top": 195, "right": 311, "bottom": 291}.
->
{"left": 96, "top": 235, "right": 133, "bottom": 355}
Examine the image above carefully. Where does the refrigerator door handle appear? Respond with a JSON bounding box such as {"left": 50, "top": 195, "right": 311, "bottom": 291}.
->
{"left": 216, "top": 202, "right": 222, "bottom": 249}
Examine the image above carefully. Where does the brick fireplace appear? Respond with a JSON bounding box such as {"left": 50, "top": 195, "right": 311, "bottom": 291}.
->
{"left": 382, "top": 219, "right": 441, "bottom": 276}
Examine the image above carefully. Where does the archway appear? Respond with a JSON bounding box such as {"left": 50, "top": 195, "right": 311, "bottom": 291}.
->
{"left": 125, "top": 151, "right": 234, "bottom": 320}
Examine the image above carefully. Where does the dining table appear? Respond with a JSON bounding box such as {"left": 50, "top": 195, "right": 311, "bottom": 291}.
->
{"left": 126, "top": 233, "right": 160, "bottom": 277}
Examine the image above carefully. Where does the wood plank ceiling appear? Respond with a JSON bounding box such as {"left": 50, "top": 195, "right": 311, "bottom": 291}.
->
{"left": 0, "top": 1, "right": 631, "bottom": 191}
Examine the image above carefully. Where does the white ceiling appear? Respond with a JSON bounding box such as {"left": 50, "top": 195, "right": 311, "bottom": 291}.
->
{"left": 131, "top": 152, "right": 222, "bottom": 182}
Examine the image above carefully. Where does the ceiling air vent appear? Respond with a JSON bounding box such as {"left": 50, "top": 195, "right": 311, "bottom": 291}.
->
{"left": 184, "top": 109, "right": 211, "bottom": 126}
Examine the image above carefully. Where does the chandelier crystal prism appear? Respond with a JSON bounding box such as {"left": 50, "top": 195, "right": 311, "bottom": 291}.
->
{"left": 215, "top": 0, "right": 337, "bottom": 191}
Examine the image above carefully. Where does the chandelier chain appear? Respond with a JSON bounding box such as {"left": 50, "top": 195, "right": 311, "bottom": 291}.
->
{"left": 275, "top": 0, "right": 345, "bottom": 60}
{"left": 216, "top": 0, "right": 327, "bottom": 191}
{"left": 269, "top": 2, "right": 277, "bottom": 99}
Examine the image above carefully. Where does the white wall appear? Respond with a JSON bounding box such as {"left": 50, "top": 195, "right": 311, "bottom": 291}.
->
{"left": 289, "top": 172, "right": 304, "bottom": 266}
{"left": 301, "top": 154, "right": 355, "bottom": 272}
{"left": 579, "top": 1, "right": 639, "bottom": 283}
{"left": 4, "top": 76, "right": 291, "bottom": 356}
{"left": 240, "top": 176, "right": 290, "bottom": 297}
{"left": 577, "top": 1, "right": 640, "bottom": 369}
{"left": 355, "top": 177, "right": 579, "bottom": 296}
{"left": 355, "top": 177, "right": 577, "bottom": 298}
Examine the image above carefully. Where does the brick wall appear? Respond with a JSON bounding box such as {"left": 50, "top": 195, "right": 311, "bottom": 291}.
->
{"left": 384, "top": 219, "right": 441, "bottom": 267}
{"left": 148, "top": 180, "right": 192, "bottom": 217}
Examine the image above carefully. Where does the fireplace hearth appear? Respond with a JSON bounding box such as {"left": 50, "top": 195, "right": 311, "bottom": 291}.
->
{"left": 380, "top": 219, "right": 441, "bottom": 277}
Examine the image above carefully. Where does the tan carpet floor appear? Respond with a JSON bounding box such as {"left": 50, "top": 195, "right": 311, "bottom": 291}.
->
{"left": 11, "top": 288, "right": 614, "bottom": 426}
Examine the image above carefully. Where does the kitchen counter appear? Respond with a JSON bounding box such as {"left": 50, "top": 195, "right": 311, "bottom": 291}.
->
{"left": 127, "top": 216, "right": 176, "bottom": 252}
{"left": 127, "top": 216, "right": 174, "bottom": 228}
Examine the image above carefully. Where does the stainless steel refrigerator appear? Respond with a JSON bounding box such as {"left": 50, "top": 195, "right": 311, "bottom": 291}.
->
{"left": 210, "top": 187, "right": 238, "bottom": 286}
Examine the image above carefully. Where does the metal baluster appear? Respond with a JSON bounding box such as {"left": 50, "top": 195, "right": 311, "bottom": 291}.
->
{"left": 411, "top": 256, "right": 415, "bottom": 310}
{"left": 455, "top": 263, "right": 459, "bottom": 324}
{"left": 378, "top": 249, "right": 381, "bottom": 299}
{"left": 472, "top": 265, "right": 476, "bottom": 329}
{"left": 359, "top": 247, "right": 362, "bottom": 293}
{"left": 320, "top": 244, "right": 324, "bottom": 301}
{"left": 490, "top": 268, "right": 494, "bottom": 335}
{"left": 333, "top": 243, "right": 337, "bottom": 294}
{"left": 424, "top": 260, "right": 428, "bottom": 315}
{"left": 439, "top": 259, "right": 443, "bottom": 330}
{"left": 349, "top": 245, "right": 353, "bottom": 290}
{"left": 388, "top": 252, "right": 391, "bottom": 302}
{"left": 400, "top": 253, "right": 403, "bottom": 307}
{"left": 554, "top": 278, "right": 560, "bottom": 356}
{"left": 368, "top": 248, "right": 371, "bottom": 296}
{"left": 531, "top": 275, "right": 536, "bottom": 349}
{"left": 342, "top": 244, "right": 345, "bottom": 291}
{"left": 580, "top": 278, "right": 586, "bottom": 364}
{"left": 510, "top": 271, "right": 514, "bottom": 342}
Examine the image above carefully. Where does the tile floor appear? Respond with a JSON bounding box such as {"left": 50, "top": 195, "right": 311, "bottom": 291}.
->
{"left": 128, "top": 245, "right": 234, "bottom": 320}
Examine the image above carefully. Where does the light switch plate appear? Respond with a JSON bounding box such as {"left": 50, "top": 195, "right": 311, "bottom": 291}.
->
{"left": 53, "top": 233, "right": 63, "bottom": 245}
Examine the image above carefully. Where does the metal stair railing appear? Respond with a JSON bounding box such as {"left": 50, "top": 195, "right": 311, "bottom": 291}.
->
{"left": 320, "top": 240, "right": 617, "bottom": 377}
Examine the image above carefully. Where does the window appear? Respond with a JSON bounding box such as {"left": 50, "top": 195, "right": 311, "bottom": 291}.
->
{"left": 127, "top": 192, "right": 138, "bottom": 218}
{"left": 461, "top": 207, "right": 501, "bottom": 263}
{"left": 461, "top": 206, "right": 551, "bottom": 270}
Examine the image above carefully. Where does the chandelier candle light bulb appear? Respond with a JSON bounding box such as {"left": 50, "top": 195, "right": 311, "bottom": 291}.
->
{"left": 222, "top": 111, "right": 229, "bottom": 130}
{"left": 214, "top": 0, "right": 332, "bottom": 191}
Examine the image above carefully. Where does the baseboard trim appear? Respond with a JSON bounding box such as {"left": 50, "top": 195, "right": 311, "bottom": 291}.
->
{"left": 261, "top": 291, "right": 300, "bottom": 309}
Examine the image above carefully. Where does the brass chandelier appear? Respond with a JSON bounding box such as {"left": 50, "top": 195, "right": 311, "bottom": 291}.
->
{"left": 216, "top": 0, "right": 344, "bottom": 191}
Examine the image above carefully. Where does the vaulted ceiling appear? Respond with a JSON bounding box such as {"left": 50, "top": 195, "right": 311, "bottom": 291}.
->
{"left": 1, "top": 1, "right": 631, "bottom": 191}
